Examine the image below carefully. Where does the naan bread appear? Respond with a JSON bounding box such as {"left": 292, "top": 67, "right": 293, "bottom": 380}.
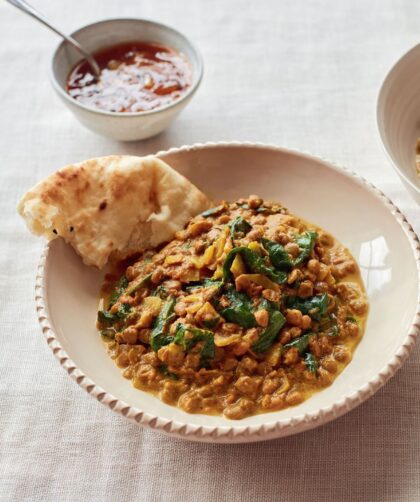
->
{"left": 18, "top": 155, "right": 211, "bottom": 268}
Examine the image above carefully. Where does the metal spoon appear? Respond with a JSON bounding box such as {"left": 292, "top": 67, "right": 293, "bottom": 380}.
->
{"left": 5, "top": 0, "right": 101, "bottom": 77}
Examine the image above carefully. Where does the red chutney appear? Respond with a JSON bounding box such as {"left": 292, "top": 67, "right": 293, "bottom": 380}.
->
{"left": 66, "top": 41, "right": 192, "bottom": 113}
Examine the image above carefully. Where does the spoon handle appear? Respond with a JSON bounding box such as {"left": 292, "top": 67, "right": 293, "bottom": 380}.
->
{"left": 5, "top": 0, "right": 101, "bottom": 76}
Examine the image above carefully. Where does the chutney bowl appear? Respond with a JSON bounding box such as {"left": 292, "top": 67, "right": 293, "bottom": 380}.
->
{"left": 50, "top": 18, "right": 203, "bottom": 141}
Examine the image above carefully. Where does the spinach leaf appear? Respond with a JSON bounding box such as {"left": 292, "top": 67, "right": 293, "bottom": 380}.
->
{"left": 255, "top": 206, "right": 285, "bottom": 214}
{"left": 174, "top": 324, "right": 215, "bottom": 367}
{"left": 223, "top": 247, "right": 287, "bottom": 285}
{"left": 219, "top": 286, "right": 256, "bottom": 328}
{"left": 100, "top": 327, "right": 117, "bottom": 339}
{"left": 283, "top": 333, "right": 311, "bottom": 354}
{"left": 293, "top": 231, "right": 317, "bottom": 266}
{"left": 202, "top": 278, "right": 224, "bottom": 288}
{"left": 158, "top": 364, "right": 179, "bottom": 380}
{"left": 117, "top": 303, "right": 132, "bottom": 319}
{"left": 98, "top": 310, "right": 115, "bottom": 323}
{"left": 125, "top": 273, "right": 152, "bottom": 296}
{"left": 185, "top": 278, "right": 223, "bottom": 292}
{"left": 346, "top": 315, "right": 358, "bottom": 324}
{"left": 318, "top": 314, "right": 340, "bottom": 336}
{"left": 229, "top": 216, "right": 252, "bottom": 241}
{"left": 98, "top": 275, "right": 135, "bottom": 325}
{"left": 150, "top": 297, "right": 176, "bottom": 351}
{"left": 252, "top": 301, "right": 286, "bottom": 353}
{"left": 262, "top": 233, "right": 316, "bottom": 271}
{"left": 202, "top": 317, "right": 220, "bottom": 329}
{"left": 326, "top": 324, "right": 339, "bottom": 337}
{"left": 201, "top": 204, "right": 225, "bottom": 218}
{"left": 109, "top": 275, "right": 129, "bottom": 307}
{"left": 284, "top": 293, "right": 329, "bottom": 321}
{"left": 97, "top": 303, "right": 132, "bottom": 325}
{"left": 261, "top": 238, "right": 292, "bottom": 271}
{"left": 304, "top": 352, "right": 318, "bottom": 372}
{"left": 153, "top": 284, "right": 169, "bottom": 299}
{"left": 238, "top": 203, "right": 284, "bottom": 215}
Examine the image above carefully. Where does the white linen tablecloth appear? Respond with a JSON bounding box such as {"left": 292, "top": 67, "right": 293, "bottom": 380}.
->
{"left": 1, "top": 0, "right": 419, "bottom": 500}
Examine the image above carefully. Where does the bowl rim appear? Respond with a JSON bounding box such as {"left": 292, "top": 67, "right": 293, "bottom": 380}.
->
{"left": 376, "top": 42, "right": 420, "bottom": 196}
{"left": 35, "top": 141, "right": 420, "bottom": 443}
{"left": 49, "top": 17, "right": 204, "bottom": 118}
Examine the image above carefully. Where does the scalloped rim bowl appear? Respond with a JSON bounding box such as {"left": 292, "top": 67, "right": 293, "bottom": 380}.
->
{"left": 35, "top": 142, "right": 420, "bottom": 443}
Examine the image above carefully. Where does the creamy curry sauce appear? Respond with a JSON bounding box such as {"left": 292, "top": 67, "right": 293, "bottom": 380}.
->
{"left": 98, "top": 196, "right": 368, "bottom": 420}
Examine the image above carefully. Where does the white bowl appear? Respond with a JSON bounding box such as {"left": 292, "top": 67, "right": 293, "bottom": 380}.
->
{"left": 35, "top": 143, "right": 420, "bottom": 443}
{"left": 50, "top": 19, "right": 203, "bottom": 141}
{"left": 377, "top": 44, "right": 420, "bottom": 203}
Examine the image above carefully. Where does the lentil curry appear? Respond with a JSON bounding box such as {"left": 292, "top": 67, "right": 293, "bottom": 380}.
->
{"left": 98, "top": 196, "right": 368, "bottom": 420}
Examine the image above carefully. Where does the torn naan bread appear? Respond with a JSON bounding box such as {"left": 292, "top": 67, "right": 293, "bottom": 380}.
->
{"left": 18, "top": 155, "right": 211, "bottom": 268}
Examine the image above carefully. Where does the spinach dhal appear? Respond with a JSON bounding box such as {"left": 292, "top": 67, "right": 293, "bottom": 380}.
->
{"left": 98, "top": 195, "right": 368, "bottom": 419}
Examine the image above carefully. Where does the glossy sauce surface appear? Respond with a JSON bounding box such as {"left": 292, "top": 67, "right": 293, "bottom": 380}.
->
{"left": 66, "top": 42, "right": 192, "bottom": 113}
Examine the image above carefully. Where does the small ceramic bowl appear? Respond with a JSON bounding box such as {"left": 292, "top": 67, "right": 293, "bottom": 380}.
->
{"left": 50, "top": 19, "right": 203, "bottom": 141}
{"left": 35, "top": 142, "right": 420, "bottom": 443}
{"left": 377, "top": 44, "right": 420, "bottom": 204}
